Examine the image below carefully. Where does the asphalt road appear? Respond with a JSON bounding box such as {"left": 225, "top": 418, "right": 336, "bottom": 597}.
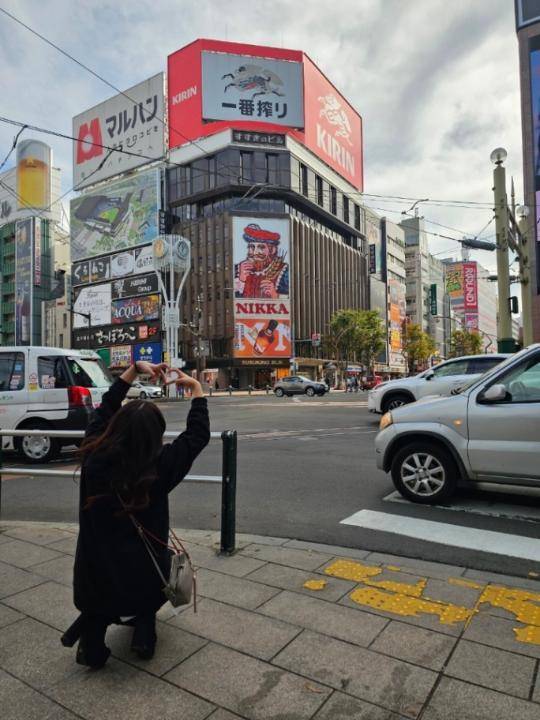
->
{"left": 2, "top": 391, "right": 540, "bottom": 577}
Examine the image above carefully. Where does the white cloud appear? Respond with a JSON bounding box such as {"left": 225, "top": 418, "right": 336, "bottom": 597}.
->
{"left": 0, "top": 0, "right": 523, "bottom": 271}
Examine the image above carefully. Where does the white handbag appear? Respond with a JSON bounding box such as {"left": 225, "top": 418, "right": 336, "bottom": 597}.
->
{"left": 122, "top": 503, "right": 197, "bottom": 610}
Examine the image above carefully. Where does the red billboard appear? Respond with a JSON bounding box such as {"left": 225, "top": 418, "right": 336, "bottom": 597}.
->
{"left": 462, "top": 262, "right": 478, "bottom": 312}
{"left": 302, "top": 57, "right": 363, "bottom": 190}
{"left": 167, "top": 39, "right": 363, "bottom": 190}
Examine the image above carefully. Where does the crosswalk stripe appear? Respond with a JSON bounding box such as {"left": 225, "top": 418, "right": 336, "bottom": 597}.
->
{"left": 340, "top": 509, "right": 540, "bottom": 562}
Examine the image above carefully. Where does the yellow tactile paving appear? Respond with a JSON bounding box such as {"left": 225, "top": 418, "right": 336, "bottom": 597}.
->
{"left": 318, "top": 558, "right": 540, "bottom": 646}
{"left": 447, "top": 577, "right": 484, "bottom": 590}
{"left": 303, "top": 579, "right": 327, "bottom": 591}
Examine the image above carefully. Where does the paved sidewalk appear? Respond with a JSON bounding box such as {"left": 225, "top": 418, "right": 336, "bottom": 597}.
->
{"left": 1, "top": 522, "right": 540, "bottom": 719}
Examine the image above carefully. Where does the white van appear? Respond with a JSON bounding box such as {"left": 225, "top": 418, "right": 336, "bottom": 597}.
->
{"left": 0, "top": 347, "right": 112, "bottom": 463}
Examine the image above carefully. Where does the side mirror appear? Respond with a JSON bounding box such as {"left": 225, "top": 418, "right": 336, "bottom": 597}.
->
{"left": 424, "top": 370, "right": 434, "bottom": 381}
{"left": 479, "top": 384, "right": 507, "bottom": 403}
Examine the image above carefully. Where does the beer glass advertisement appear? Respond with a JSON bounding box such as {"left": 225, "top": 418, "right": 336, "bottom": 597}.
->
{"left": 73, "top": 284, "right": 112, "bottom": 328}
{"left": 70, "top": 169, "right": 159, "bottom": 261}
{"left": 15, "top": 218, "right": 33, "bottom": 345}
{"left": 201, "top": 51, "right": 304, "bottom": 128}
{"left": 232, "top": 216, "right": 291, "bottom": 358}
{"left": 112, "top": 294, "right": 160, "bottom": 324}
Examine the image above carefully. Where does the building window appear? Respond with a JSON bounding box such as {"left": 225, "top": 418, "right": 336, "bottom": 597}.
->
{"left": 266, "top": 154, "right": 279, "bottom": 184}
{"left": 354, "top": 204, "right": 360, "bottom": 230}
{"left": 316, "top": 175, "right": 323, "bottom": 205}
{"left": 63, "top": 313, "right": 67, "bottom": 328}
{"left": 240, "top": 152, "right": 253, "bottom": 183}
{"left": 59, "top": 333, "right": 64, "bottom": 347}
{"left": 343, "top": 196, "right": 350, "bottom": 224}
{"left": 300, "top": 163, "right": 308, "bottom": 196}
{"left": 330, "top": 187, "right": 337, "bottom": 215}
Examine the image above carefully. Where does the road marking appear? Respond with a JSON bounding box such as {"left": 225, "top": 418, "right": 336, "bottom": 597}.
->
{"left": 340, "top": 509, "right": 540, "bottom": 562}
{"left": 383, "top": 490, "right": 540, "bottom": 524}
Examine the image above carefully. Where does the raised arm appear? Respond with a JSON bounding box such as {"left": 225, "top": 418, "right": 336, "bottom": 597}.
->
{"left": 157, "top": 372, "right": 210, "bottom": 493}
{"left": 85, "top": 361, "right": 167, "bottom": 439}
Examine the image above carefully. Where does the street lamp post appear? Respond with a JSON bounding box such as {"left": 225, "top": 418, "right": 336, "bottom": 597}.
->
{"left": 152, "top": 235, "right": 191, "bottom": 390}
{"left": 490, "top": 148, "right": 514, "bottom": 352}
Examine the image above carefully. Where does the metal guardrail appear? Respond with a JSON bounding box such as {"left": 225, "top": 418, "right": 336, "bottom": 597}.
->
{"left": 0, "top": 428, "right": 238, "bottom": 554}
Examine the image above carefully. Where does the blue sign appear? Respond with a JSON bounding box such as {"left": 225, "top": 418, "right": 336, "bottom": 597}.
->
{"left": 133, "top": 342, "right": 162, "bottom": 364}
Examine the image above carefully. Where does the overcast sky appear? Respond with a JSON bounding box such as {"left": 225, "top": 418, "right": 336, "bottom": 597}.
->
{"left": 0, "top": 0, "right": 523, "bottom": 271}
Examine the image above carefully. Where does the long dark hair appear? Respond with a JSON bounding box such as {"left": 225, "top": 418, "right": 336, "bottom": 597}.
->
{"left": 80, "top": 400, "right": 166, "bottom": 513}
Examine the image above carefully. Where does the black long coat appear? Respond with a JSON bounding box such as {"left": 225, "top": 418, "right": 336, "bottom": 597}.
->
{"left": 73, "top": 378, "right": 210, "bottom": 618}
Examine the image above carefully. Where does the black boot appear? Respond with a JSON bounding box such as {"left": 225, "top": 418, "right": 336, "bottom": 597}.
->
{"left": 131, "top": 613, "right": 157, "bottom": 660}
{"left": 76, "top": 615, "right": 111, "bottom": 670}
{"left": 61, "top": 614, "right": 86, "bottom": 647}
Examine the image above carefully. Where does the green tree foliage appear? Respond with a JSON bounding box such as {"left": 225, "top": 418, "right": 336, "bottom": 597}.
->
{"left": 324, "top": 309, "right": 386, "bottom": 377}
{"left": 355, "top": 310, "right": 387, "bottom": 372}
{"left": 401, "top": 323, "right": 436, "bottom": 374}
{"left": 449, "top": 329, "right": 483, "bottom": 358}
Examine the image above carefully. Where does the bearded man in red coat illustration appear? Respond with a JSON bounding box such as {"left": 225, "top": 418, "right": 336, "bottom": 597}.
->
{"left": 234, "top": 223, "right": 289, "bottom": 299}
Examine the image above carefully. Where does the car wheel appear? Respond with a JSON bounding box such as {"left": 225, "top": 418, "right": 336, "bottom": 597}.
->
{"left": 381, "top": 393, "right": 412, "bottom": 413}
{"left": 305, "top": 387, "right": 316, "bottom": 397}
{"left": 274, "top": 388, "right": 284, "bottom": 397}
{"left": 16, "top": 422, "right": 61, "bottom": 464}
{"left": 391, "top": 442, "right": 458, "bottom": 504}
{"left": 139, "top": 391, "right": 147, "bottom": 399}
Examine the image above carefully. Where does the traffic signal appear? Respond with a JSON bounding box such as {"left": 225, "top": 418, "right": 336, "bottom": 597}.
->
{"left": 509, "top": 296, "right": 519, "bottom": 314}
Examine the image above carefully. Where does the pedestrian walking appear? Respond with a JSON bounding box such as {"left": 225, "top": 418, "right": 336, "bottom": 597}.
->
{"left": 353, "top": 376, "right": 359, "bottom": 392}
{"left": 61, "top": 360, "right": 210, "bottom": 669}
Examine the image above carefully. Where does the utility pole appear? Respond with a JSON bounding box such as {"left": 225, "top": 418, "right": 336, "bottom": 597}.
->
{"left": 491, "top": 148, "right": 514, "bottom": 352}
{"left": 516, "top": 206, "right": 534, "bottom": 347}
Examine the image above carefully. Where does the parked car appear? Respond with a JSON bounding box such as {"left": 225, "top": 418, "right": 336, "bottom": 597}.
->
{"left": 126, "top": 381, "right": 163, "bottom": 400}
{"left": 375, "top": 344, "right": 540, "bottom": 504}
{"left": 0, "top": 346, "right": 112, "bottom": 463}
{"left": 274, "top": 376, "right": 327, "bottom": 397}
{"left": 361, "top": 374, "right": 382, "bottom": 391}
{"left": 368, "top": 354, "right": 508, "bottom": 414}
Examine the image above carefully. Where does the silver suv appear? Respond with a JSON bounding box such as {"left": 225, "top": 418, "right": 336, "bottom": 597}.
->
{"left": 274, "top": 376, "right": 327, "bottom": 397}
{"left": 368, "top": 354, "right": 508, "bottom": 414}
{"left": 375, "top": 344, "right": 540, "bottom": 503}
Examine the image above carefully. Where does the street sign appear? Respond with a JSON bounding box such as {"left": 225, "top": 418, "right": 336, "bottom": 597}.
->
{"left": 311, "top": 332, "right": 321, "bottom": 347}
{"left": 163, "top": 306, "right": 180, "bottom": 328}
{"left": 430, "top": 284, "right": 437, "bottom": 315}
{"left": 369, "top": 244, "right": 377, "bottom": 274}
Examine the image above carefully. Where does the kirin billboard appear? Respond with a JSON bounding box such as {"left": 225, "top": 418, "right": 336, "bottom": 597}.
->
{"left": 168, "top": 39, "right": 363, "bottom": 190}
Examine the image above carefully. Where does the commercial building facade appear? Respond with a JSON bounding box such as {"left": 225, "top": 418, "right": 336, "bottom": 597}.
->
{"left": 0, "top": 142, "right": 62, "bottom": 347}
{"left": 166, "top": 132, "right": 368, "bottom": 387}
{"left": 69, "top": 39, "right": 371, "bottom": 384}
{"left": 516, "top": 1, "right": 540, "bottom": 340}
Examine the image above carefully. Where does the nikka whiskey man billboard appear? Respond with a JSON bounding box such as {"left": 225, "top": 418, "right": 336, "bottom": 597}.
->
{"left": 232, "top": 216, "right": 291, "bottom": 359}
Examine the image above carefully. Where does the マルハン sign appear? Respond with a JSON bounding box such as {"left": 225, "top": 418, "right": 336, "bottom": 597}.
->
{"left": 73, "top": 73, "right": 165, "bottom": 189}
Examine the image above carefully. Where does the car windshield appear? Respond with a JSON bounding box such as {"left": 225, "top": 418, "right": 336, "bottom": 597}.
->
{"left": 456, "top": 350, "right": 529, "bottom": 395}
{"left": 68, "top": 357, "right": 113, "bottom": 388}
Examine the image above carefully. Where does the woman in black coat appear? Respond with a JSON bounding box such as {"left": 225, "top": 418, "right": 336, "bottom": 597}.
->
{"left": 62, "top": 360, "right": 210, "bottom": 668}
